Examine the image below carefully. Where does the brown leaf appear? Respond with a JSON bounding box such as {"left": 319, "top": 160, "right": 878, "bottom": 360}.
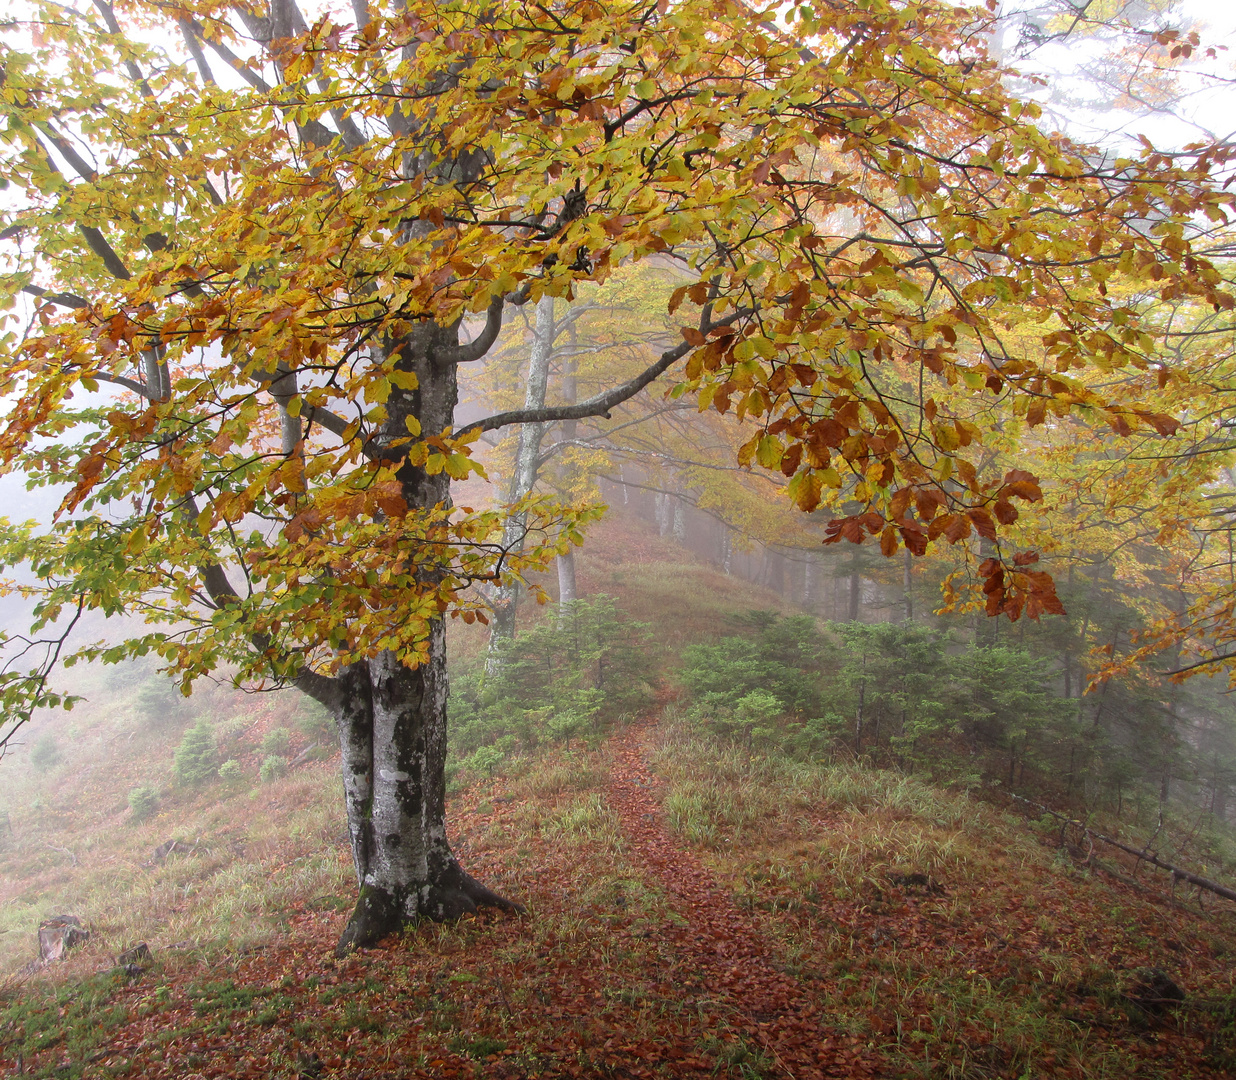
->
{"left": 966, "top": 507, "right": 997, "bottom": 540}
{"left": 992, "top": 499, "right": 1018, "bottom": 525}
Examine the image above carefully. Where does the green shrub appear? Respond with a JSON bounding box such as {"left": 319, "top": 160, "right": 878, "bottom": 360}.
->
{"left": 136, "top": 674, "right": 192, "bottom": 726}
{"left": 259, "top": 755, "right": 288, "bottom": 783}
{"left": 30, "top": 733, "right": 62, "bottom": 773}
{"left": 461, "top": 744, "right": 506, "bottom": 777}
{"left": 127, "top": 785, "right": 158, "bottom": 820}
{"left": 449, "top": 595, "right": 653, "bottom": 765}
{"left": 676, "top": 614, "right": 1080, "bottom": 787}
{"left": 218, "top": 759, "right": 243, "bottom": 783}
{"left": 214, "top": 717, "right": 246, "bottom": 751}
{"left": 261, "top": 727, "right": 291, "bottom": 756}
{"left": 297, "top": 702, "right": 335, "bottom": 742}
{"left": 173, "top": 719, "right": 219, "bottom": 786}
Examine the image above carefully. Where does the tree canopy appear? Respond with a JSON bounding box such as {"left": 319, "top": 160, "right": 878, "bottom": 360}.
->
{"left": 0, "top": 0, "right": 1232, "bottom": 946}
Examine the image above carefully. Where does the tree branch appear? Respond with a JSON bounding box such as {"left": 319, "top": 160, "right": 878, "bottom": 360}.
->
{"left": 31, "top": 130, "right": 135, "bottom": 283}
{"left": 178, "top": 493, "right": 342, "bottom": 703}
{"left": 452, "top": 297, "right": 504, "bottom": 363}
{"left": 457, "top": 308, "right": 751, "bottom": 437}
{"left": 80, "top": 225, "right": 132, "bottom": 281}
{"left": 1161, "top": 651, "right": 1236, "bottom": 677}
{"left": 93, "top": 371, "right": 157, "bottom": 398}
{"left": 177, "top": 17, "right": 216, "bottom": 85}
{"left": 21, "top": 284, "right": 88, "bottom": 310}
{"left": 182, "top": 17, "right": 273, "bottom": 94}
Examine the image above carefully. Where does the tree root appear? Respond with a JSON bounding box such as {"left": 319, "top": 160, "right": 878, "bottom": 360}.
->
{"left": 335, "top": 865, "right": 524, "bottom": 957}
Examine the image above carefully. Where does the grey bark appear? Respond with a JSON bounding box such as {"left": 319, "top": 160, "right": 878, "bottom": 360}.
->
{"left": 556, "top": 547, "right": 578, "bottom": 607}
{"left": 903, "top": 547, "right": 913, "bottom": 622}
{"left": 486, "top": 294, "right": 556, "bottom": 671}
{"left": 656, "top": 490, "right": 673, "bottom": 536}
{"left": 555, "top": 332, "right": 580, "bottom": 615}
{"left": 299, "top": 315, "right": 522, "bottom": 953}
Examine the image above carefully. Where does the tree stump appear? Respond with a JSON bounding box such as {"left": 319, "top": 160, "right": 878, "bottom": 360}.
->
{"left": 37, "top": 915, "right": 89, "bottom": 963}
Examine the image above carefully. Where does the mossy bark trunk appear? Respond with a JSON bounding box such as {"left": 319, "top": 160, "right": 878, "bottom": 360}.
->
{"left": 330, "top": 641, "right": 518, "bottom": 954}
{"left": 304, "top": 320, "right": 521, "bottom": 954}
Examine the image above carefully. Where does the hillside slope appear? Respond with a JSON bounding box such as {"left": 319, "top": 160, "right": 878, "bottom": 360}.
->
{"left": 2, "top": 514, "right": 1236, "bottom": 1078}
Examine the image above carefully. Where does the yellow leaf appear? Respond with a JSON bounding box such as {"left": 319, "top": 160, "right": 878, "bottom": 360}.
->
{"left": 756, "top": 434, "right": 783, "bottom": 469}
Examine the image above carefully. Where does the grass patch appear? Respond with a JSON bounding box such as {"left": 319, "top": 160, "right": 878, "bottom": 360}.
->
{"left": 0, "top": 972, "right": 130, "bottom": 1078}
{"left": 652, "top": 712, "right": 1236, "bottom": 1080}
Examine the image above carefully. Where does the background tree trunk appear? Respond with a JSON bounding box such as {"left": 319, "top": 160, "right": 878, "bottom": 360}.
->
{"left": 557, "top": 548, "right": 578, "bottom": 607}
{"left": 903, "top": 547, "right": 913, "bottom": 622}
{"left": 486, "top": 295, "right": 556, "bottom": 671}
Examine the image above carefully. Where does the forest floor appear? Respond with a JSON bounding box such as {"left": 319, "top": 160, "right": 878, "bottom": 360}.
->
{"left": 4, "top": 708, "right": 1236, "bottom": 1080}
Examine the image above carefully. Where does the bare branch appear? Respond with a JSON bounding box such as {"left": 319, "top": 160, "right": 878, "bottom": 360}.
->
{"left": 93, "top": 371, "right": 158, "bottom": 398}
{"left": 177, "top": 17, "right": 216, "bottom": 85}
{"left": 21, "top": 284, "right": 88, "bottom": 310}
{"left": 453, "top": 297, "right": 505, "bottom": 363}
{"left": 182, "top": 16, "right": 273, "bottom": 94}
{"left": 457, "top": 308, "right": 751, "bottom": 437}
{"left": 79, "top": 226, "right": 132, "bottom": 281}
{"left": 1161, "top": 651, "right": 1236, "bottom": 677}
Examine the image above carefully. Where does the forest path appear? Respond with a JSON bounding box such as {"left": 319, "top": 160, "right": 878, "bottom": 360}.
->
{"left": 602, "top": 715, "right": 870, "bottom": 1080}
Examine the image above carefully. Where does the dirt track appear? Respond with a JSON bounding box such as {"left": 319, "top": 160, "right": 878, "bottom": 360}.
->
{"left": 603, "top": 718, "right": 874, "bottom": 1080}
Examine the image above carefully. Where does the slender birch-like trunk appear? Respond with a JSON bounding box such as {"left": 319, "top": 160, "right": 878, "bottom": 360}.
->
{"left": 486, "top": 295, "right": 556, "bottom": 670}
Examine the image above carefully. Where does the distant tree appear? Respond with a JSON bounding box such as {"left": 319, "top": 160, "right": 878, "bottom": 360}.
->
{"left": 29, "top": 733, "right": 62, "bottom": 773}
{"left": 173, "top": 720, "right": 219, "bottom": 787}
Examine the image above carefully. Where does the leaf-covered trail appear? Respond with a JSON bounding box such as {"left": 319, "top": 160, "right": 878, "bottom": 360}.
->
{"left": 602, "top": 718, "right": 873, "bottom": 1079}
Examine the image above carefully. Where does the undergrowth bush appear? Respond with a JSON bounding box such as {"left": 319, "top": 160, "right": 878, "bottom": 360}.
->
{"left": 29, "top": 732, "right": 62, "bottom": 773}
{"left": 297, "top": 700, "right": 335, "bottom": 742}
{"left": 173, "top": 719, "right": 219, "bottom": 786}
{"left": 136, "top": 673, "right": 193, "bottom": 726}
{"left": 677, "top": 612, "right": 1077, "bottom": 789}
{"left": 127, "top": 784, "right": 159, "bottom": 821}
{"left": 262, "top": 727, "right": 292, "bottom": 756}
{"left": 449, "top": 596, "right": 652, "bottom": 776}
{"left": 260, "top": 755, "right": 288, "bottom": 783}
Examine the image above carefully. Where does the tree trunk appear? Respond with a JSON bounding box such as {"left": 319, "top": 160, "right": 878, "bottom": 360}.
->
{"left": 656, "top": 489, "right": 673, "bottom": 536}
{"left": 486, "top": 295, "right": 556, "bottom": 671}
{"left": 1213, "top": 778, "right": 1228, "bottom": 822}
{"left": 556, "top": 547, "right": 577, "bottom": 606}
{"left": 309, "top": 316, "right": 519, "bottom": 954}
{"left": 902, "top": 547, "right": 913, "bottom": 622}
{"left": 848, "top": 568, "right": 860, "bottom": 622}
{"left": 329, "top": 642, "right": 516, "bottom": 954}
{"left": 855, "top": 678, "right": 866, "bottom": 753}
{"left": 768, "top": 548, "right": 784, "bottom": 595}
{"left": 555, "top": 332, "right": 580, "bottom": 617}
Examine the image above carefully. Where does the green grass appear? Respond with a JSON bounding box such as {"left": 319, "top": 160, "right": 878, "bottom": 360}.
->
{"left": 0, "top": 971, "right": 131, "bottom": 1078}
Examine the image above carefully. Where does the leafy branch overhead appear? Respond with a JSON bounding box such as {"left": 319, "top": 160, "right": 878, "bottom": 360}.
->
{"left": 0, "top": 0, "right": 1232, "bottom": 722}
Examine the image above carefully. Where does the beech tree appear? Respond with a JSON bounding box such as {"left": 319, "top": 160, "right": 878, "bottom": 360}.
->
{"left": 0, "top": 0, "right": 1231, "bottom": 952}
